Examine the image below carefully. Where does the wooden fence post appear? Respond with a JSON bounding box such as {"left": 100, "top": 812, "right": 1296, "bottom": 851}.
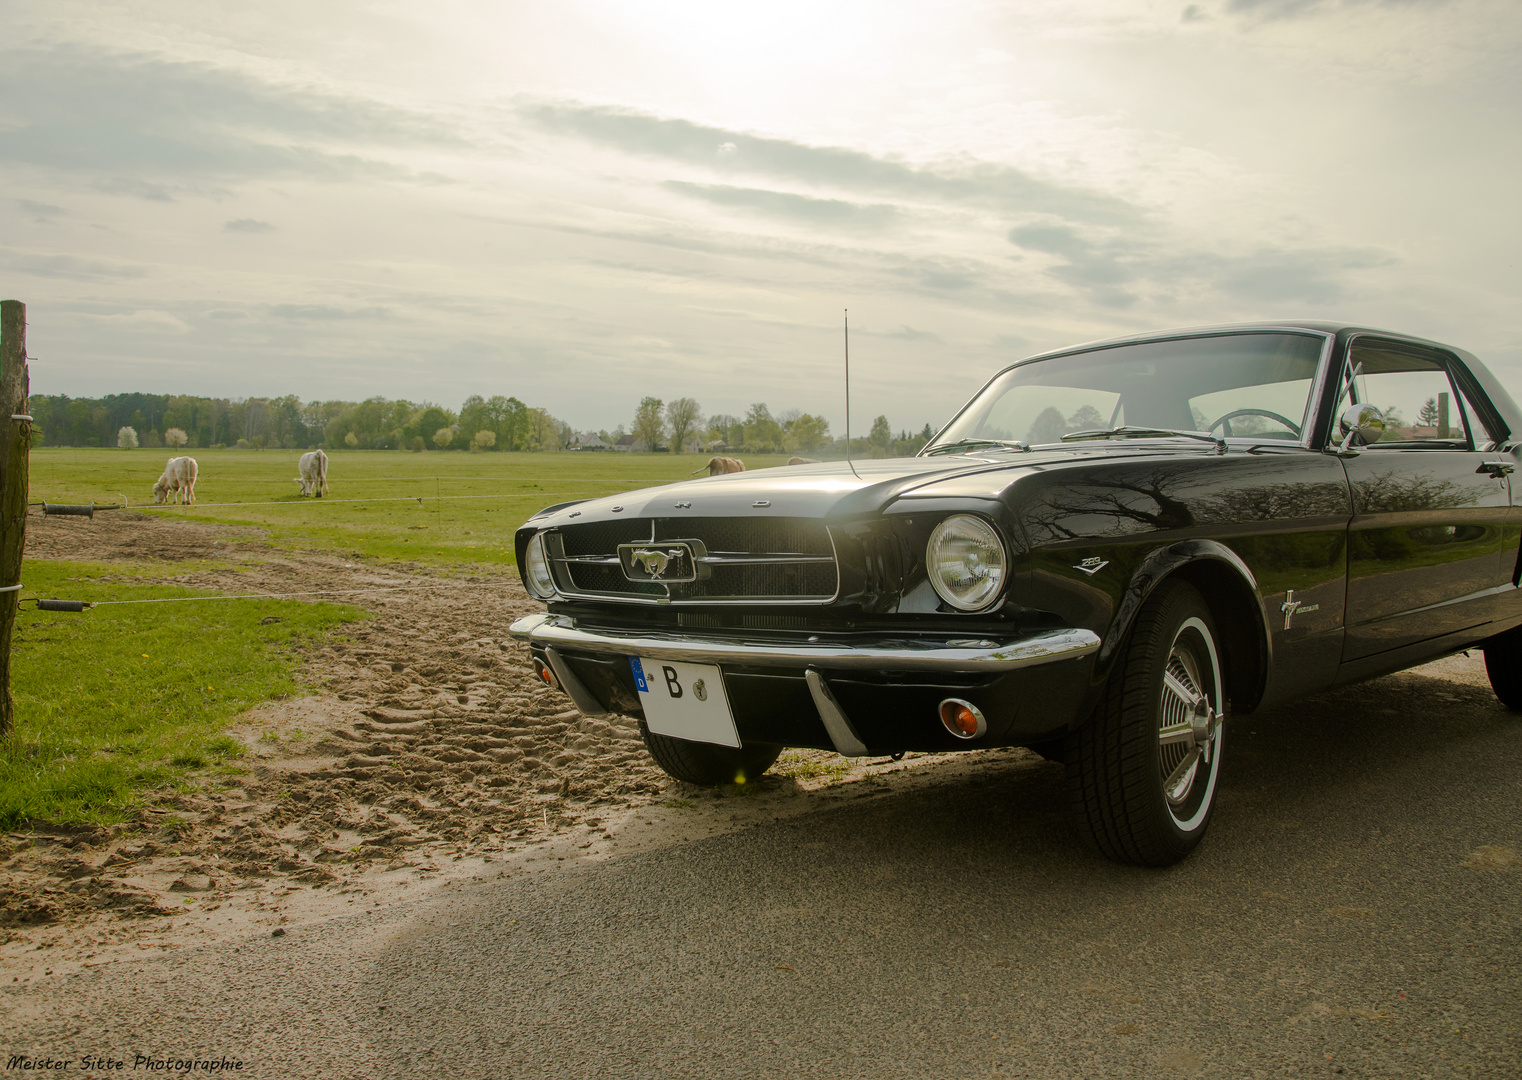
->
{"left": 0, "top": 300, "right": 29, "bottom": 738}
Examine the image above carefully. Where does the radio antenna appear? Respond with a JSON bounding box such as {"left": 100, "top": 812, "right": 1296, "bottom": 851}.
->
{"left": 844, "top": 308, "right": 859, "bottom": 478}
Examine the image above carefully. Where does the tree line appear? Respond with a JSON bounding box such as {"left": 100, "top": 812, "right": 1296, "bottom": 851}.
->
{"left": 622, "top": 397, "right": 933, "bottom": 457}
{"left": 26, "top": 389, "right": 937, "bottom": 457}
{"left": 26, "top": 393, "right": 570, "bottom": 452}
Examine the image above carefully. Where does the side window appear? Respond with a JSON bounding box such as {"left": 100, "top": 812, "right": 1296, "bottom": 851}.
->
{"left": 1342, "top": 343, "right": 1472, "bottom": 450}
{"left": 1454, "top": 384, "right": 1498, "bottom": 451}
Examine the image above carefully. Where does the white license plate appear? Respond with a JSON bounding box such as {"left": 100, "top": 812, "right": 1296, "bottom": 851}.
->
{"left": 629, "top": 657, "right": 740, "bottom": 748}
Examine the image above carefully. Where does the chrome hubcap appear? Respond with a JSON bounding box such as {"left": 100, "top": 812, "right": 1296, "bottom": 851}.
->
{"left": 1157, "top": 634, "right": 1221, "bottom": 807}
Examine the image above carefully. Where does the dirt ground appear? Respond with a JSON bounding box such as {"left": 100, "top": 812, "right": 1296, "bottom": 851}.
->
{"left": 2, "top": 514, "right": 983, "bottom": 979}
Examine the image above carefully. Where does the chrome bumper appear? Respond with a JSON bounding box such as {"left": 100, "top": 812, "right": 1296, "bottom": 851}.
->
{"left": 508, "top": 612, "right": 1101, "bottom": 673}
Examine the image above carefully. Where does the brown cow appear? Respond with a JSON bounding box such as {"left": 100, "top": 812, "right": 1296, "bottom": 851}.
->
{"left": 689, "top": 456, "right": 746, "bottom": 477}
{"left": 786, "top": 456, "right": 820, "bottom": 465}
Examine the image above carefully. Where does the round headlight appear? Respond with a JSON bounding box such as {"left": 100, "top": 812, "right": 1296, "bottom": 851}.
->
{"left": 525, "top": 532, "right": 556, "bottom": 599}
{"left": 926, "top": 515, "right": 1007, "bottom": 612}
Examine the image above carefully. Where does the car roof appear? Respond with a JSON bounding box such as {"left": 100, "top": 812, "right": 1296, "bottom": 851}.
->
{"left": 993, "top": 321, "right": 1520, "bottom": 443}
{"left": 1011, "top": 321, "right": 1450, "bottom": 365}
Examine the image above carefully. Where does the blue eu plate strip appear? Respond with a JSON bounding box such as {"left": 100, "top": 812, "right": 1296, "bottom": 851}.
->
{"left": 628, "top": 656, "right": 649, "bottom": 693}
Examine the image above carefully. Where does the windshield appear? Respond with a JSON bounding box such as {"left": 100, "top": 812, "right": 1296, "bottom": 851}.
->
{"left": 928, "top": 332, "right": 1327, "bottom": 451}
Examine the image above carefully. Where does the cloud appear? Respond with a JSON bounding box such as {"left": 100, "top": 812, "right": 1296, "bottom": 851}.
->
{"left": 224, "top": 218, "right": 275, "bottom": 233}
{"left": 1186, "top": 246, "right": 1395, "bottom": 304}
{"left": 91, "top": 177, "right": 177, "bottom": 201}
{"left": 17, "top": 199, "right": 65, "bottom": 221}
{"left": 269, "top": 304, "right": 388, "bottom": 321}
{"left": 887, "top": 258, "right": 984, "bottom": 293}
{"left": 1008, "top": 222, "right": 1393, "bottom": 307}
{"left": 0, "top": 46, "right": 459, "bottom": 184}
{"left": 89, "top": 309, "right": 191, "bottom": 334}
{"left": 1226, "top": 0, "right": 1326, "bottom": 15}
{"left": 885, "top": 325, "right": 942, "bottom": 342}
{"left": 663, "top": 181, "right": 897, "bottom": 228}
{"left": 0, "top": 249, "right": 146, "bottom": 281}
{"left": 1224, "top": 0, "right": 1448, "bottom": 18}
{"left": 1008, "top": 223, "right": 1139, "bottom": 308}
{"left": 522, "top": 100, "right": 1139, "bottom": 226}
{"left": 1181, "top": 4, "right": 1210, "bottom": 20}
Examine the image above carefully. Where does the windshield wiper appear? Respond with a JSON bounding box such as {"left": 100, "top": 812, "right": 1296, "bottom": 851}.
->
{"left": 1060, "top": 426, "right": 1225, "bottom": 450}
{"left": 924, "top": 438, "right": 1030, "bottom": 457}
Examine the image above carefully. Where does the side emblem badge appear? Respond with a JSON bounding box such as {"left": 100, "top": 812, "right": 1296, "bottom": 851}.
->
{"left": 1281, "top": 589, "right": 1319, "bottom": 630}
{"left": 1073, "top": 557, "right": 1109, "bottom": 576}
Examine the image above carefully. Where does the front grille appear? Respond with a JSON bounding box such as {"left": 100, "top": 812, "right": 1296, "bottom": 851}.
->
{"left": 551, "top": 517, "right": 838, "bottom": 603}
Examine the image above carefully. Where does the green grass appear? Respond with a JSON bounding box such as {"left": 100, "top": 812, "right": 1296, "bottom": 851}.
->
{"left": 1, "top": 560, "right": 365, "bottom": 829}
{"left": 28, "top": 448, "right": 797, "bottom": 567}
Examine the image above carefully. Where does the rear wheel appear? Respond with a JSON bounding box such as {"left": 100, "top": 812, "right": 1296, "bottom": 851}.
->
{"left": 639, "top": 721, "right": 782, "bottom": 786}
{"left": 1065, "top": 580, "right": 1226, "bottom": 867}
{"left": 1483, "top": 625, "right": 1522, "bottom": 710}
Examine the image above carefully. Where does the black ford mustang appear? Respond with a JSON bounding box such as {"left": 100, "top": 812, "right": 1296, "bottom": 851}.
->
{"left": 511, "top": 323, "right": 1522, "bottom": 866}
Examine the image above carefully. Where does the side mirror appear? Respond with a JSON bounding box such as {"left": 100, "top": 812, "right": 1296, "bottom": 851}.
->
{"left": 1337, "top": 403, "right": 1385, "bottom": 454}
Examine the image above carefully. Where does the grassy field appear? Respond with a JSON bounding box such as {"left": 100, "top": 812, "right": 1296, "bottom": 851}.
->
{"left": 8, "top": 449, "right": 793, "bottom": 826}
{"left": 2, "top": 560, "right": 365, "bottom": 829}
{"left": 29, "top": 448, "right": 794, "bottom": 566}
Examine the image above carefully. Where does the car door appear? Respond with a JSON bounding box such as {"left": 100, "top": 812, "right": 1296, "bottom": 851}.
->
{"left": 1336, "top": 338, "right": 1513, "bottom": 663}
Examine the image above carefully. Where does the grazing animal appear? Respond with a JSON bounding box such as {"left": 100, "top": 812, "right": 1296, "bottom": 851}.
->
{"left": 787, "top": 456, "right": 821, "bottom": 466}
{"left": 295, "top": 449, "right": 330, "bottom": 497}
{"left": 690, "top": 456, "right": 746, "bottom": 477}
{"left": 152, "top": 456, "right": 198, "bottom": 504}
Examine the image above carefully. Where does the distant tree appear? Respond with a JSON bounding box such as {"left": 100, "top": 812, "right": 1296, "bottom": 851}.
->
{"left": 744, "top": 403, "right": 782, "bottom": 451}
{"left": 706, "top": 413, "right": 739, "bottom": 446}
{"left": 666, "top": 397, "right": 702, "bottom": 453}
{"left": 433, "top": 427, "right": 454, "bottom": 449}
{"left": 632, "top": 396, "right": 665, "bottom": 451}
{"left": 921, "top": 423, "right": 934, "bottom": 441}
{"left": 473, "top": 429, "right": 497, "bottom": 451}
{"left": 524, "top": 408, "right": 565, "bottom": 451}
{"left": 1025, "top": 407, "right": 1067, "bottom": 444}
{"left": 868, "top": 415, "right": 892, "bottom": 449}
{"left": 784, "top": 413, "right": 830, "bottom": 453}
{"left": 1417, "top": 397, "right": 1441, "bottom": 427}
{"left": 1067, "top": 404, "right": 1106, "bottom": 432}
{"left": 345, "top": 431, "right": 359, "bottom": 448}
{"left": 117, "top": 425, "right": 139, "bottom": 449}
{"left": 165, "top": 426, "right": 188, "bottom": 447}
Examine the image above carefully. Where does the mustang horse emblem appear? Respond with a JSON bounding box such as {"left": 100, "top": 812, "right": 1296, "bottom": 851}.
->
{"left": 630, "top": 548, "right": 686, "bottom": 579}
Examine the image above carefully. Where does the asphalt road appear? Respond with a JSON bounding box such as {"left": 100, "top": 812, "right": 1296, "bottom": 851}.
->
{"left": 5, "top": 655, "right": 1519, "bottom": 1079}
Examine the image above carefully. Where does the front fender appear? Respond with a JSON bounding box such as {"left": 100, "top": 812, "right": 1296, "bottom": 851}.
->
{"left": 1077, "top": 539, "right": 1270, "bottom": 724}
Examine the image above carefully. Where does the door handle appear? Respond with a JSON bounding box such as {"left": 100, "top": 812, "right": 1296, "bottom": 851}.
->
{"left": 1477, "top": 460, "right": 1515, "bottom": 478}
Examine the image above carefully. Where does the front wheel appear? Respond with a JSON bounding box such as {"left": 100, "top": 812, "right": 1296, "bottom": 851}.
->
{"left": 1483, "top": 625, "right": 1522, "bottom": 710}
{"left": 639, "top": 721, "right": 782, "bottom": 786}
{"left": 1065, "top": 580, "right": 1226, "bottom": 866}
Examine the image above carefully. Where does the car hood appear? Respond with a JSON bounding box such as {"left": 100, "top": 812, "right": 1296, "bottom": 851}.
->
{"left": 525, "top": 446, "right": 1198, "bottom": 527}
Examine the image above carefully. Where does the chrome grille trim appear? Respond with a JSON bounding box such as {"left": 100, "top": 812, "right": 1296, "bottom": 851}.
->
{"left": 545, "top": 517, "right": 840, "bottom": 605}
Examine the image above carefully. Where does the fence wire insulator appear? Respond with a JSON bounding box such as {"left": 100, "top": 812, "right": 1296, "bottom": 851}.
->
{"left": 41, "top": 501, "right": 94, "bottom": 518}
{"left": 36, "top": 599, "right": 90, "bottom": 612}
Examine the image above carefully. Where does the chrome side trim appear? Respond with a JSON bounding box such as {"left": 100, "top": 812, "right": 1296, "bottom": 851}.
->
{"left": 806, "top": 670, "right": 869, "bottom": 757}
{"left": 543, "top": 645, "right": 608, "bottom": 717}
{"left": 510, "top": 613, "right": 1101, "bottom": 673}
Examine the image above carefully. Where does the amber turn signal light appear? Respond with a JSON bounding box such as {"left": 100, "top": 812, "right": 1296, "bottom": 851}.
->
{"left": 939, "top": 698, "right": 987, "bottom": 740}
{"left": 533, "top": 657, "right": 559, "bottom": 690}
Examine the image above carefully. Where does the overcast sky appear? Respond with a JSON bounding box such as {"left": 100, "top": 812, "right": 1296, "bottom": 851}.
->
{"left": 4, "top": 0, "right": 1519, "bottom": 434}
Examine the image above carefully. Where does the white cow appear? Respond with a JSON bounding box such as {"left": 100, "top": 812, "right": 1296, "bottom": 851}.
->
{"left": 152, "top": 456, "right": 198, "bottom": 504}
{"left": 295, "top": 449, "right": 329, "bottom": 497}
